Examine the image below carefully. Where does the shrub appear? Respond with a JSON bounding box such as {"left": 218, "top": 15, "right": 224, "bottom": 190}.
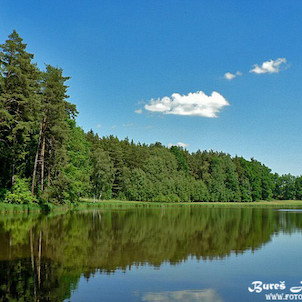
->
{"left": 4, "top": 177, "right": 36, "bottom": 204}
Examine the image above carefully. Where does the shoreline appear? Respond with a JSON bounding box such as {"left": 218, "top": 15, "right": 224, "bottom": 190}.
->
{"left": 1, "top": 199, "right": 302, "bottom": 213}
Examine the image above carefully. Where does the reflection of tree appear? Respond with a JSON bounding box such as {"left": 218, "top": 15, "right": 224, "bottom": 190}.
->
{"left": 0, "top": 258, "right": 79, "bottom": 301}
{"left": 0, "top": 208, "right": 302, "bottom": 300}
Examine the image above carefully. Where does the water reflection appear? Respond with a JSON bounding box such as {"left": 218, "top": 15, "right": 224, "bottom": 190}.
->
{"left": 140, "top": 289, "right": 223, "bottom": 302}
{"left": 0, "top": 207, "right": 301, "bottom": 301}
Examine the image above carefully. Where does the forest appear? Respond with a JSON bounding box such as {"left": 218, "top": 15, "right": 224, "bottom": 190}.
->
{"left": 0, "top": 31, "right": 302, "bottom": 204}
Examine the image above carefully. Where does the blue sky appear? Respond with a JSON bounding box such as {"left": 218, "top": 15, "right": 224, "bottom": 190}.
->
{"left": 1, "top": 0, "right": 301, "bottom": 175}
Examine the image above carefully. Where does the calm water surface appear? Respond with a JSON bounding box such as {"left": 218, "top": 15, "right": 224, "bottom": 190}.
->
{"left": 0, "top": 206, "right": 302, "bottom": 301}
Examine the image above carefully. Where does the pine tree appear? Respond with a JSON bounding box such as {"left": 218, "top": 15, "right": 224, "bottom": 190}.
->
{"left": 0, "top": 30, "right": 41, "bottom": 187}
{"left": 31, "top": 65, "right": 77, "bottom": 200}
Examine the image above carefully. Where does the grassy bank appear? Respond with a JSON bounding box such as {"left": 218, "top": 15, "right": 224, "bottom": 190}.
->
{"left": 80, "top": 199, "right": 302, "bottom": 208}
{"left": 0, "top": 202, "right": 41, "bottom": 213}
{"left": 1, "top": 199, "right": 302, "bottom": 213}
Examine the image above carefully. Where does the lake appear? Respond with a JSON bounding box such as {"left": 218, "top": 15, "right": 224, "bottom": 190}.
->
{"left": 1, "top": 206, "right": 302, "bottom": 301}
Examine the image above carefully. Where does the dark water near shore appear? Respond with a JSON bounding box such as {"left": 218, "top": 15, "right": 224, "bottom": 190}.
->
{"left": 0, "top": 206, "right": 302, "bottom": 301}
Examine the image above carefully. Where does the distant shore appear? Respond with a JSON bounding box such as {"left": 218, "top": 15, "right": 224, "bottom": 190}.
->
{"left": 1, "top": 199, "right": 302, "bottom": 213}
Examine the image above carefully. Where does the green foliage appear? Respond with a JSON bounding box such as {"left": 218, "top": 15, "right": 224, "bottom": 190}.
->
{"left": 273, "top": 174, "right": 297, "bottom": 200}
{"left": 0, "top": 187, "right": 9, "bottom": 201}
{"left": 170, "top": 146, "right": 189, "bottom": 173}
{"left": 191, "top": 179, "right": 210, "bottom": 202}
{"left": 0, "top": 30, "right": 41, "bottom": 187}
{"left": 296, "top": 176, "right": 302, "bottom": 200}
{"left": 64, "top": 120, "right": 92, "bottom": 201}
{"left": 125, "top": 168, "right": 148, "bottom": 201}
{"left": 4, "top": 177, "right": 36, "bottom": 204}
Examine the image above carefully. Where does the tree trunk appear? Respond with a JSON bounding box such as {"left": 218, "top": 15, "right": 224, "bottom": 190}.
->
{"left": 11, "top": 163, "right": 15, "bottom": 187}
{"left": 30, "top": 226, "right": 37, "bottom": 300}
{"left": 32, "top": 123, "right": 43, "bottom": 195}
{"left": 40, "top": 136, "right": 46, "bottom": 192}
{"left": 40, "top": 117, "right": 47, "bottom": 192}
{"left": 30, "top": 227, "right": 35, "bottom": 271}
{"left": 47, "top": 137, "right": 53, "bottom": 192}
{"left": 38, "top": 230, "right": 42, "bottom": 288}
{"left": 98, "top": 184, "right": 105, "bottom": 200}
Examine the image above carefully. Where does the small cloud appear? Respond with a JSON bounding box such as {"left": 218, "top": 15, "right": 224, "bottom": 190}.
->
{"left": 111, "top": 125, "right": 117, "bottom": 130}
{"left": 224, "top": 72, "right": 236, "bottom": 80}
{"left": 250, "top": 58, "right": 287, "bottom": 74}
{"left": 145, "top": 91, "right": 230, "bottom": 118}
{"left": 135, "top": 109, "right": 143, "bottom": 114}
{"left": 169, "top": 142, "right": 189, "bottom": 148}
{"left": 96, "top": 123, "right": 102, "bottom": 129}
{"left": 224, "top": 71, "right": 242, "bottom": 81}
{"left": 145, "top": 125, "right": 153, "bottom": 129}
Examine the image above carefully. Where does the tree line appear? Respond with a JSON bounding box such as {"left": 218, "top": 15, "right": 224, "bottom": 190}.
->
{"left": 0, "top": 31, "right": 301, "bottom": 204}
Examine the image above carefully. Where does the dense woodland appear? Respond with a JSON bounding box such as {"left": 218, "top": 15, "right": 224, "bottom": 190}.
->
{"left": 0, "top": 31, "right": 301, "bottom": 204}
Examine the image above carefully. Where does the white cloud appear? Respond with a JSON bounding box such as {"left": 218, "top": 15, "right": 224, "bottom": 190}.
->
{"left": 224, "top": 72, "right": 236, "bottom": 80}
{"left": 224, "top": 71, "right": 242, "bottom": 80}
{"left": 250, "top": 58, "right": 287, "bottom": 74}
{"left": 96, "top": 123, "right": 102, "bottom": 129}
{"left": 169, "top": 142, "right": 189, "bottom": 148}
{"left": 135, "top": 108, "right": 143, "bottom": 114}
{"left": 145, "top": 91, "right": 230, "bottom": 118}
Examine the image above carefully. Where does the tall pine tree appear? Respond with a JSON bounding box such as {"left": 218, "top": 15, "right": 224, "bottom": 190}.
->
{"left": 0, "top": 30, "right": 41, "bottom": 187}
